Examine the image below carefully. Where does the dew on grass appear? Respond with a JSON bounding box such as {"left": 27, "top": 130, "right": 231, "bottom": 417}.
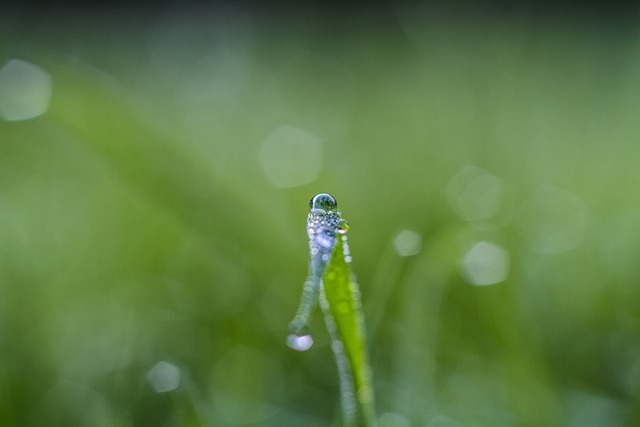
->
{"left": 287, "top": 333, "right": 314, "bottom": 351}
{"left": 316, "top": 229, "right": 337, "bottom": 249}
{"left": 337, "top": 219, "right": 349, "bottom": 234}
{"left": 288, "top": 193, "right": 342, "bottom": 352}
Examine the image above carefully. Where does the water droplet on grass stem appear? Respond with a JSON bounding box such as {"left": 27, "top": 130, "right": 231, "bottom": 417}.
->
{"left": 338, "top": 219, "right": 349, "bottom": 234}
{"left": 310, "top": 193, "right": 337, "bottom": 213}
{"left": 287, "top": 333, "right": 314, "bottom": 351}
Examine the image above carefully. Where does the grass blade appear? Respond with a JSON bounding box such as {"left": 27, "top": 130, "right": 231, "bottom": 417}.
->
{"left": 322, "top": 230, "right": 376, "bottom": 427}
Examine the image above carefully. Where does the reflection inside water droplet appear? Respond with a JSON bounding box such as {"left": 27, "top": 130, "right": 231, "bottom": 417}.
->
{"left": 309, "top": 193, "right": 337, "bottom": 212}
{"left": 287, "top": 333, "right": 314, "bottom": 351}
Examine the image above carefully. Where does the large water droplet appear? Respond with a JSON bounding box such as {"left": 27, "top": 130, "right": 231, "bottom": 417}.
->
{"left": 310, "top": 193, "right": 337, "bottom": 213}
{"left": 287, "top": 333, "right": 314, "bottom": 351}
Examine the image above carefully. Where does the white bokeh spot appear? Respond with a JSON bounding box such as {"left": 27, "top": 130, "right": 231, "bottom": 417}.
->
{"left": 447, "top": 165, "right": 504, "bottom": 221}
{"left": 461, "top": 241, "right": 510, "bottom": 286}
{"left": 393, "top": 229, "right": 422, "bottom": 256}
{"left": 259, "top": 125, "right": 323, "bottom": 188}
{"left": 0, "top": 59, "right": 52, "bottom": 121}
{"left": 147, "top": 361, "right": 181, "bottom": 393}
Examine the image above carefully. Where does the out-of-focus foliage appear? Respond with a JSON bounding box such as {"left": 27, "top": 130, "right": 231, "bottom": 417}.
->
{"left": 2, "top": 3, "right": 640, "bottom": 426}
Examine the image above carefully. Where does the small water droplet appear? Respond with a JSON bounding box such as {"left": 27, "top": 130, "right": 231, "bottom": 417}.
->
{"left": 337, "top": 219, "right": 349, "bottom": 234}
{"left": 287, "top": 333, "right": 314, "bottom": 351}
{"left": 310, "top": 193, "right": 337, "bottom": 213}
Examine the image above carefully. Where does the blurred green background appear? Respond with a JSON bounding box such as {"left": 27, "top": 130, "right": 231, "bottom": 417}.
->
{"left": 2, "top": 2, "right": 640, "bottom": 426}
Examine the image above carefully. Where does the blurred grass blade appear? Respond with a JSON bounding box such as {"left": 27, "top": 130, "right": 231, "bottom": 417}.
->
{"left": 42, "top": 61, "right": 289, "bottom": 271}
{"left": 322, "top": 233, "right": 376, "bottom": 427}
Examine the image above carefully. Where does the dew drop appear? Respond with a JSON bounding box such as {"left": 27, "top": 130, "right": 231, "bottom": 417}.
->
{"left": 287, "top": 333, "right": 314, "bottom": 351}
{"left": 338, "top": 219, "right": 349, "bottom": 234}
{"left": 310, "top": 193, "right": 337, "bottom": 213}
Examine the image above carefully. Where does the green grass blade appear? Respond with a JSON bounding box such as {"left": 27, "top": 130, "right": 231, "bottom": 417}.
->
{"left": 322, "top": 233, "right": 376, "bottom": 427}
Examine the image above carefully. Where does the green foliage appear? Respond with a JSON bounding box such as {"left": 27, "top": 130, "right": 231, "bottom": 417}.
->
{"left": 322, "top": 234, "right": 376, "bottom": 427}
{"left": 2, "top": 5, "right": 640, "bottom": 427}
